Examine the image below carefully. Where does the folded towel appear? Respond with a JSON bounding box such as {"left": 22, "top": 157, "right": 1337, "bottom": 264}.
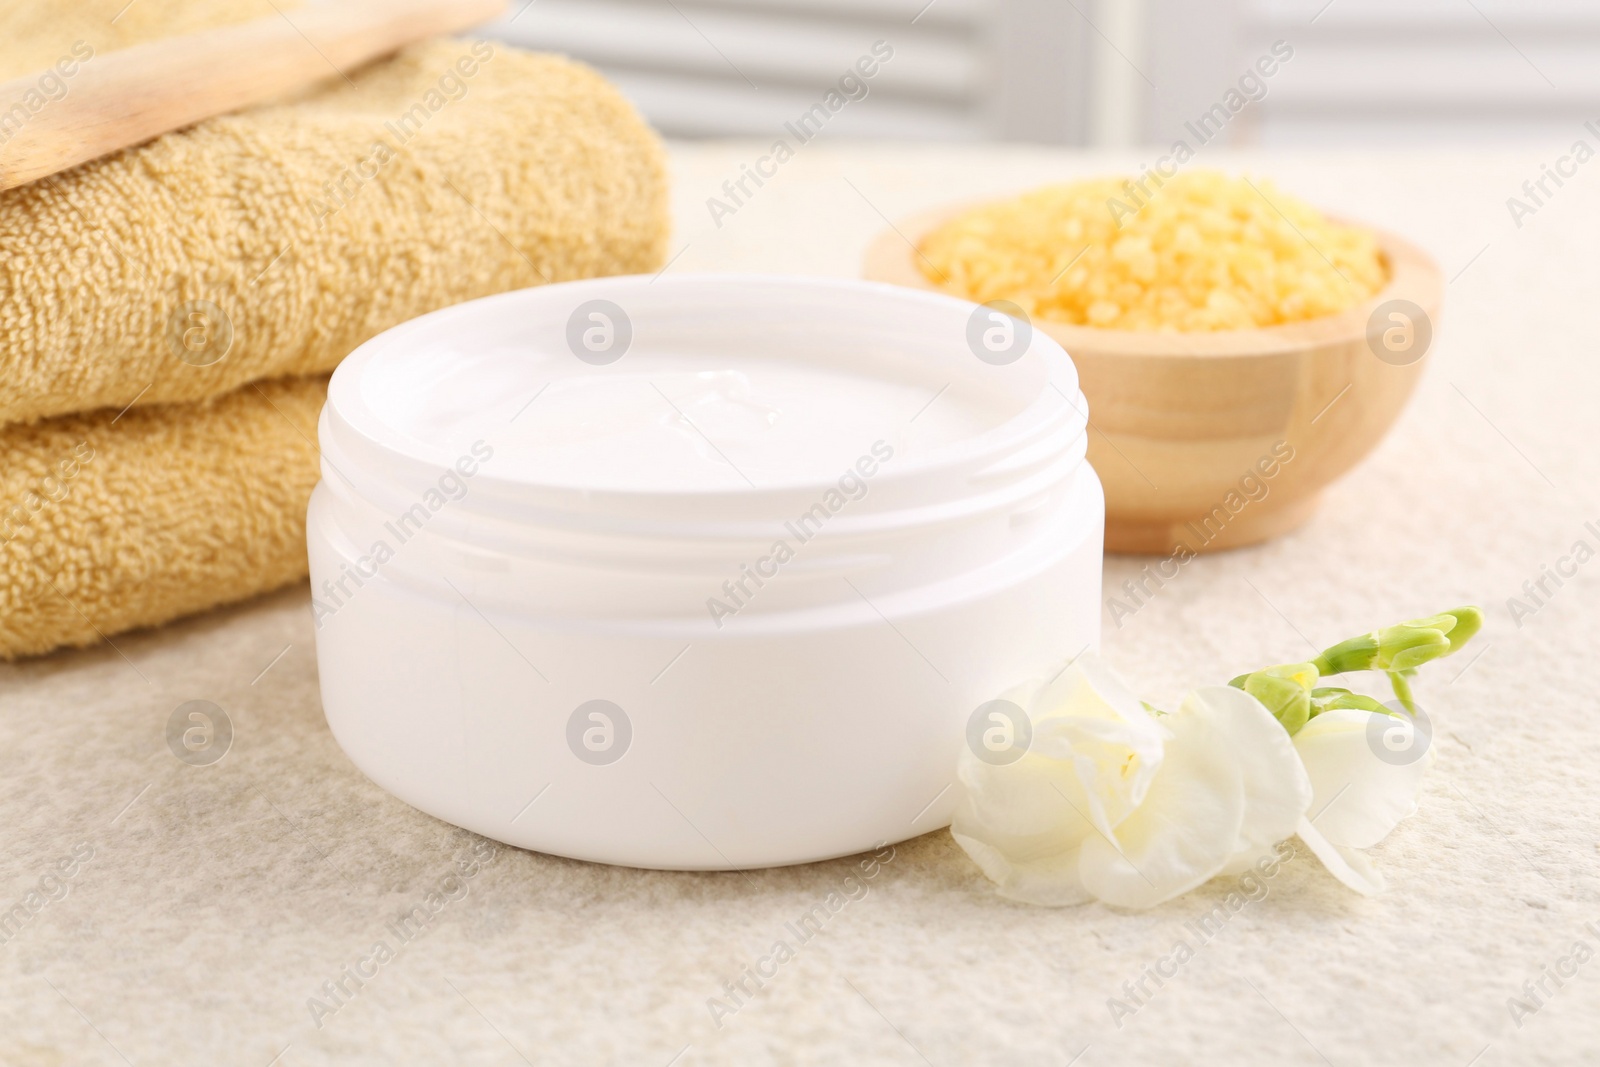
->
{"left": 0, "top": 19, "right": 669, "bottom": 428}
{"left": 0, "top": 4, "right": 670, "bottom": 657}
{"left": 1, "top": 0, "right": 286, "bottom": 73}
{"left": 0, "top": 376, "right": 326, "bottom": 659}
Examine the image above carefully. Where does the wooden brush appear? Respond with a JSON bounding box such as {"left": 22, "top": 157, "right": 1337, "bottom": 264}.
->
{"left": 0, "top": 0, "right": 507, "bottom": 192}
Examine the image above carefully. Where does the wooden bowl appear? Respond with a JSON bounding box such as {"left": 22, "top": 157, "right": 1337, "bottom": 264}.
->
{"left": 863, "top": 204, "right": 1443, "bottom": 554}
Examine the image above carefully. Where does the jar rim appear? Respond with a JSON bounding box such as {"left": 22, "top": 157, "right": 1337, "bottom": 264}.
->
{"left": 320, "top": 274, "right": 1088, "bottom": 532}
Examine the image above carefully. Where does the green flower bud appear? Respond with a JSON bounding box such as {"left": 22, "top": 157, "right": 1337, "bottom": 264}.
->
{"left": 1440, "top": 605, "right": 1483, "bottom": 654}
{"left": 1314, "top": 633, "right": 1380, "bottom": 676}
{"left": 1313, "top": 608, "right": 1482, "bottom": 676}
{"left": 1232, "top": 662, "right": 1317, "bottom": 734}
{"left": 1230, "top": 606, "right": 1481, "bottom": 730}
{"left": 1375, "top": 621, "right": 1454, "bottom": 671}
{"left": 1309, "top": 687, "right": 1391, "bottom": 718}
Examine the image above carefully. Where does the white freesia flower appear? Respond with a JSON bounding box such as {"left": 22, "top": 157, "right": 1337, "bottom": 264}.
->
{"left": 952, "top": 655, "right": 1312, "bottom": 909}
{"left": 952, "top": 655, "right": 1440, "bottom": 907}
{"left": 1290, "top": 708, "right": 1433, "bottom": 895}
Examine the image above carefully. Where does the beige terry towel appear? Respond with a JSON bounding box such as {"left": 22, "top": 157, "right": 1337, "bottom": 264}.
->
{"left": 0, "top": 3, "right": 670, "bottom": 658}
{"left": 0, "top": 11, "right": 670, "bottom": 428}
{"left": 0, "top": 378, "right": 327, "bottom": 659}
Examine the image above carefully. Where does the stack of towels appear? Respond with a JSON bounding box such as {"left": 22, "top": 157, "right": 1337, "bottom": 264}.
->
{"left": 0, "top": 0, "right": 670, "bottom": 658}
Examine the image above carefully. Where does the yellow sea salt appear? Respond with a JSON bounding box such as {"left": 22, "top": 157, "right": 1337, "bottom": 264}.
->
{"left": 917, "top": 171, "right": 1387, "bottom": 332}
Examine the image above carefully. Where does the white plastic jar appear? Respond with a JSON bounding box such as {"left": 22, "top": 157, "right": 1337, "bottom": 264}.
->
{"left": 308, "top": 275, "right": 1102, "bottom": 869}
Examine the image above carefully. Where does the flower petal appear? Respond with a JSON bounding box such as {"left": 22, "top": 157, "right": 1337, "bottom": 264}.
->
{"left": 1219, "top": 842, "right": 1284, "bottom": 877}
{"left": 951, "top": 657, "right": 1173, "bottom": 908}
{"left": 1183, "top": 685, "right": 1312, "bottom": 850}
{"left": 951, "top": 830, "right": 1093, "bottom": 906}
{"left": 951, "top": 728, "right": 1105, "bottom": 906}
{"left": 1294, "top": 709, "right": 1430, "bottom": 849}
{"left": 955, "top": 745, "right": 1097, "bottom": 843}
{"left": 1297, "top": 816, "right": 1386, "bottom": 895}
{"left": 1024, "top": 715, "right": 1166, "bottom": 842}
{"left": 1078, "top": 707, "right": 1246, "bottom": 909}
{"left": 1035, "top": 653, "right": 1153, "bottom": 728}
{"left": 1013, "top": 655, "right": 1167, "bottom": 843}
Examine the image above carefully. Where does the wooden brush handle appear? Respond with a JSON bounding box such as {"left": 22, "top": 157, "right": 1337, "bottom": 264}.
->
{"left": 0, "top": 0, "right": 507, "bottom": 192}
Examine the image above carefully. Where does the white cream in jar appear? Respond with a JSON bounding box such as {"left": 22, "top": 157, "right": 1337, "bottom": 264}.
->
{"left": 379, "top": 355, "right": 1004, "bottom": 488}
{"left": 309, "top": 275, "right": 1103, "bottom": 868}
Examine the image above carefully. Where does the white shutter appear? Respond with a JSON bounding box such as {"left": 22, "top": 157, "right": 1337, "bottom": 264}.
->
{"left": 1239, "top": 0, "right": 1600, "bottom": 145}
{"left": 486, "top": 0, "right": 1092, "bottom": 141}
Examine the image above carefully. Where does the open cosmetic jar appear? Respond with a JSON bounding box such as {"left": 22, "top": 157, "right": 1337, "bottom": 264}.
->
{"left": 308, "top": 275, "right": 1103, "bottom": 869}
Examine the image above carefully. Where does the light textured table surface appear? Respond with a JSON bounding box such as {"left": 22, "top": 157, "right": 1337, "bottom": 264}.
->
{"left": 3, "top": 142, "right": 1598, "bottom": 1067}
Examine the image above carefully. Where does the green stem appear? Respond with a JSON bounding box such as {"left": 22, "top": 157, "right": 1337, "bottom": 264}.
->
{"left": 1388, "top": 671, "right": 1418, "bottom": 715}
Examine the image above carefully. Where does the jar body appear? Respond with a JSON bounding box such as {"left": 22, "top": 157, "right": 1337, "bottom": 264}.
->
{"left": 307, "top": 465, "right": 1101, "bottom": 869}
{"left": 307, "top": 274, "right": 1104, "bottom": 869}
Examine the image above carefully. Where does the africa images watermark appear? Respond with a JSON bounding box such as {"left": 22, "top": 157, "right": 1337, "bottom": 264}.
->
{"left": 1504, "top": 119, "right": 1600, "bottom": 230}
{"left": 1107, "top": 841, "right": 1297, "bottom": 1029}
{"left": 0, "top": 40, "right": 94, "bottom": 148}
{"left": 306, "top": 840, "right": 499, "bottom": 1029}
{"left": 705, "top": 843, "right": 897, "bottom": 1030}
{"left": 1506, "top": 922, "right": 1600, "bottom": 1030}
{"left": 705, "top": 440, "right": 895, "bottom": 628}
{"left": 1504, "top": 517, "right": 1600, "bottom": 629}
{"left": 705, "top": 40, "right": 896, "bottom": 229}
{"left": 1107, "top": 40, "right": 1295, "bottom": 227}
{"left": 308, "top": 40, "right": 497, "bottom": 230}
{"left": 0, "top": 842, "right": 95, "bottom": 949}
{"left": 311, "top": 441, "right": 495, "bottom": 628}
{"left": 1106, "top": 441, "right": 1295, "bottom": 628}
{"left": 0, "top": 440, "right": 95, "bottom": 547}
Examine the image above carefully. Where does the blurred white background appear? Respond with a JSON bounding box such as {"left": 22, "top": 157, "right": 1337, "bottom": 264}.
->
{"left": 486, "top": 0, "right": 1600, "bottom": 145}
